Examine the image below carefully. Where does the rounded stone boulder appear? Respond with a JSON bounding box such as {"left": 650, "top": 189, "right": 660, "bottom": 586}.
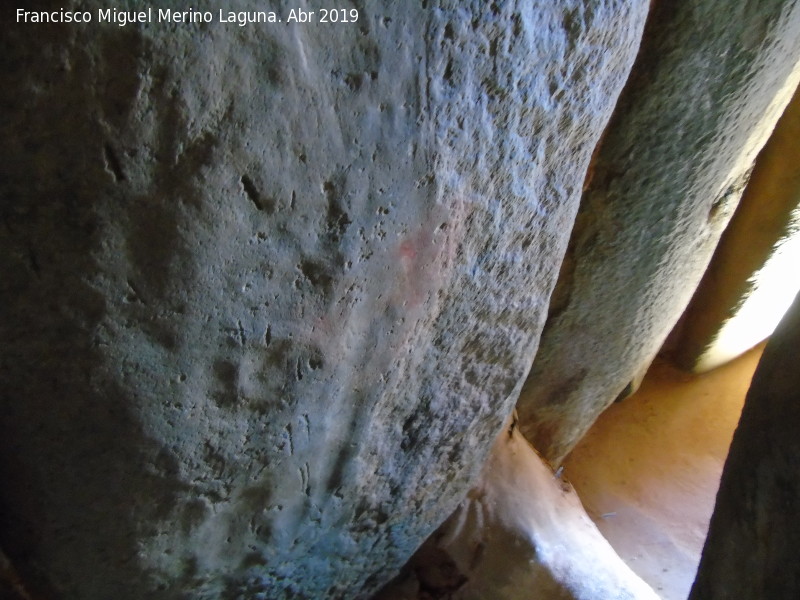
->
{"left": 517, "top": 0, "right": 800, "bottom": 465}
{"left": 0, "top": 1, "right": 646, "bottom": 597}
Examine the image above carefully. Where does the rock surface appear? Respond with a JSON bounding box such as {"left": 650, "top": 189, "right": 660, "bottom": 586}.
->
{"left": 517, "top": 0, "right": 800, "bottom": 465}
{"left": 0, "top": 1, "right": 646, "bottom": 598}
{"left": 0, "top": 547, "right": 31, "bottom": 600}
{"left": 671, "top": 84, "right": 800, "bottom": 372}
{"left": 376, "top": 421, "right": 660, "bottom": 600}
{"left": 689, "top": 291, "right": 800, "bottom": 599}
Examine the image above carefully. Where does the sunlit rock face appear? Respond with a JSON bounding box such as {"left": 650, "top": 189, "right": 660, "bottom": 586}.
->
{"left": 689, "top": 292, "right": 800, "bottom": 600}
{"left": 517, "top": 0, "right": 800, "bottom": 465}
{"left": 0, "top": 1, "right": 646, "bottom": 597}
{"left": 671, "top": 85, "right": 800, "bottom": 373}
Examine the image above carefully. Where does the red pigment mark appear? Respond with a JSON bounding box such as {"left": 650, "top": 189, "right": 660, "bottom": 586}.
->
{"left": 394, "top": 226, "right": 445, "bottom": 310}
{"left": 398, "top": 240, "right": 417, "bottom": 262}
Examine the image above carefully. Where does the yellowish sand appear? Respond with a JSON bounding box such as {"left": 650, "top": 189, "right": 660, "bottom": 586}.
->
{"left": 564, "top": 343, "right": 765, "bottom": 600}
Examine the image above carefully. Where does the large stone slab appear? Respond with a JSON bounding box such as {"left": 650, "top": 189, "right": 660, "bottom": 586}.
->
{"left": 0, "top": 1, "right": 646, "bottom": 598}
{"left": 689, "top": 291, "right": 800, "bottom": 599}
{"left": 517, "top": 0, "right": 800, "bottom": 465}
{"left": 671, "top": 84, "right": 800, "bottom": 373}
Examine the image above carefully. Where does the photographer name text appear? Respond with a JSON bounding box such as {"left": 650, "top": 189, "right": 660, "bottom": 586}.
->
{"left": 16, "top": 7, "right": 359, "bottom": 27}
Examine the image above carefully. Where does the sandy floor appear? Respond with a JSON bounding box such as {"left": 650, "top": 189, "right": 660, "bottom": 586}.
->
{"left": 564, "top": 343, "right": 765, "bottom": 600}
{"left": 376, "top": 416, "right": 660, "bottom": 600}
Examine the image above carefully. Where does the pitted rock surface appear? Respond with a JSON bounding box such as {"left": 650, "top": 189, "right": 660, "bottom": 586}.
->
{"left": 0, "top": 1, "right": 646, "bottom": 598}
{"left": 672, "top": 84, "right": 800, "bottom": 373}
{"left": 517, "top": 0, "right": 800, "bottom": 465}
